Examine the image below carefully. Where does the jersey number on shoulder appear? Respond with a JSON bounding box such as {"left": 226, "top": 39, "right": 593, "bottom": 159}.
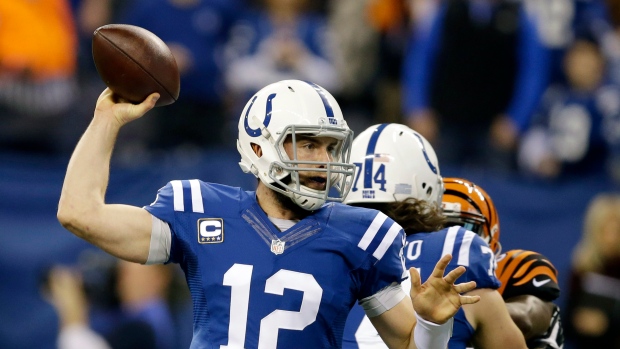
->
{"left": 480, "top": 245, "right": 497, "bottom": 276}
{"left": 221, "top": 263, "right": 323, "bottom": 349}
{"left": 406, "top": 240, "right": 497, "bottom": 276}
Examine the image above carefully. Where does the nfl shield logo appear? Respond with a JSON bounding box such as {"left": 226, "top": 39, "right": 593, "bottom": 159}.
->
{"left": 271, "top": 239, "right": 285, "bottom": 255}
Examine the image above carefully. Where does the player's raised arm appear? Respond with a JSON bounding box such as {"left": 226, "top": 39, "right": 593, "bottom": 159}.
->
{"left": 57, "top": 89, "right": 159, "bottom": 263}
{"left": 370, "top": 254, "right": 480, "bottom": 349}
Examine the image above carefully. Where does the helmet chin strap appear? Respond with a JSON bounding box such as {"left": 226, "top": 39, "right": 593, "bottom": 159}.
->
{"left": 289, "top": 185, "right": 326, "bottom": 211}
{"left": 263, "top": 178, "right": 326, "bottom": 212}
{"left": 494, "top": 241, "right": 503, "bottom": 257}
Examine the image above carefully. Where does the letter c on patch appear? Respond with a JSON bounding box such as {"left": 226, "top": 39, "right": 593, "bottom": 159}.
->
{"left": 200, "top": 220, "right": 222, "bottom": 237}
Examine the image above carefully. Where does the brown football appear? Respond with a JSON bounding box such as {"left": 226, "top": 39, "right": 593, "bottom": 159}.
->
{"left": 92, "top": 24, "right": 180, "bottom": 107}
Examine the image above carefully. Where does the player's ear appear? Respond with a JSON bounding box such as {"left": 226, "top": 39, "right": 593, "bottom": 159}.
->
{"left": 251, "top": 143, "right": 262, "bottom": 157}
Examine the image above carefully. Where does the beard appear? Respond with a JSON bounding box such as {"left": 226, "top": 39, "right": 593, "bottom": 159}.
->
{"left": 272, "top": 178, "right": 314, "bottom": 218}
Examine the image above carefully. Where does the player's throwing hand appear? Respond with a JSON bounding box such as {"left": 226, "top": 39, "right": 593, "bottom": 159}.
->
{"left": 410, "top": 254, "right": 480, "bottom": 324}
{"left": 94, "top": 88, "right": 160, "bottom": 127}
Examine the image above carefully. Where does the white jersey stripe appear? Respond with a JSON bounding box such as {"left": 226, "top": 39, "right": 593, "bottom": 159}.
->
{"left": 189, "top": 179, "right": 204, "bottom": 213}
{"left": 441, "top": 226, "right": 460, "bottom": 257}
{"left": 171, "top": 180, "right": 184, "bottom": 212}
{"left": 373, "top": 222, "right": 402, "bottom": 261}
{"left": 457, "top": 231, "right": 476, "bottom": 266}
{"left": 358, "top": 212, "right": 388, "bottom": 251}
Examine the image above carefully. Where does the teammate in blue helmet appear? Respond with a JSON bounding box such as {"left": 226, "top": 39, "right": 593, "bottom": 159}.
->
{"left": 342, "top": 123, "right": 527, "bottom": 349}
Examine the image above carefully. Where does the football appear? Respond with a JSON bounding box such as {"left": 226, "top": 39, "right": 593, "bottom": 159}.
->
{"left": 92, "top": 24, "right": 180, "bottom": 107}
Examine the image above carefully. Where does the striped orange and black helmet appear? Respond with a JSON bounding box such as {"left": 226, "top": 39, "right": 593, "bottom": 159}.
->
{"left": 495, "top": 249, "right": 560, "bottom": 301}
{"left": 442, "top": 178, "right": 501, "bottom": 254}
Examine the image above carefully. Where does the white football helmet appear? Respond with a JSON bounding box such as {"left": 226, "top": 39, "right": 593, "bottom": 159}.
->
{"left": 345, "top": 123, "right": 443, "bottom": 206}
{"left": 237, "top": 80, "right": 356, "bottom": 210}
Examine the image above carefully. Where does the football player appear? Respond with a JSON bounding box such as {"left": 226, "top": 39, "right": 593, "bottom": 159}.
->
{"left": 442, "top": 178, "right": 564, "bottom": 349}
{"left": 342, "top": 123, "right": 527, "bottom": 349}
{"left": 57, "top": 80, "right": 479, "bottom": 348}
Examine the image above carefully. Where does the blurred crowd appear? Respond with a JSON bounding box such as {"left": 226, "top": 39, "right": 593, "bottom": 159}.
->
{"left": 2, "top": 0, "right": 620, "bottom": 348}
{"left": 42, "top": 251, "right": 192, "bottom": 349}
{"left": 1, "top": 0, "right": 619, "bottom": 184}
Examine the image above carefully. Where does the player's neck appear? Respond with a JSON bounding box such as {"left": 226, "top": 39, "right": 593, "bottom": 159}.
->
{"left": 256, "top": 182, "right": 309, "bottom": 220}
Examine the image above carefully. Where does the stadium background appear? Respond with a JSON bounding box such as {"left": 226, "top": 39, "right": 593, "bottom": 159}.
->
{"left": 1, "top": 0, "right": 619, "bottom": 348}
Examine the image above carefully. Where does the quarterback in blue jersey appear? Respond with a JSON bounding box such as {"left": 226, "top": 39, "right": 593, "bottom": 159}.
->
{"left": 342, "top": 124, "right": 527, "bottom": 349}
{"left": 58, "top": 80, "right": 480, "bottom": 348}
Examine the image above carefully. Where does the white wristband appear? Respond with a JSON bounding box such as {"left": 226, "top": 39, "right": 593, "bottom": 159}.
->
{"left": 58, "top": 324, "right": 112, "bottom": 349}
{"left": 413, "top": 313, "right": 454, "bottom": 349}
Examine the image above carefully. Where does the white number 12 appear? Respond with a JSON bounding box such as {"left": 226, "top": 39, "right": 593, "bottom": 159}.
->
{"left": 221, "top": 263, "right": 323, "bottom": 349}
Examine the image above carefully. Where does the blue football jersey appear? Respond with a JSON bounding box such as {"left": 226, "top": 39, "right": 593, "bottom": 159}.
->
{"left": 342, "top": 226, "right": 500, "bottom": 349}
{"left": 144, "top": 180, "right": 407, "bottom": 349}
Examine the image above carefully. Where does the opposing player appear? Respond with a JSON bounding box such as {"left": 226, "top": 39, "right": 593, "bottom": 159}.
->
{"left": 342, "top": 123, "right": 527, "bottom": 349}
{"left": 57, "top": 80, "right": 480, "bottom": 348}
{"left": 442, "top": 178, "right": 564, "bottom": 349}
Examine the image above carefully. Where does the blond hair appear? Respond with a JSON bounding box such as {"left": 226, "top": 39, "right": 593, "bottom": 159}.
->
{"left": 572, "top": 193, "right": 620, "bottom": 273}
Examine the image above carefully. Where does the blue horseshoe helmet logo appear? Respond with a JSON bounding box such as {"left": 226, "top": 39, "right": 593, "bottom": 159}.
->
{"left": 413, "top": 133, "right": 438, "bottom": 174}
{"left": 244, "top": 93, "right": 277, "bottom": 137}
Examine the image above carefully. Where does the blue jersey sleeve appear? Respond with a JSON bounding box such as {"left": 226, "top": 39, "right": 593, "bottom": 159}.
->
{"left": 358, "top": 223, "right": 407, "bottom": 300}
{"left": 336, "top": 207, "right": 408, "bottom": 300}
{"left": 145, "top": 181, "right": 177, "bottom": 224}
{"left": 454, "top": 231, "right": 501, "bottom": 289}
{"left": 144, "top": 180, "right": 232, "bottom": 265}
{"left": 144, "top": 181, "right": 184, "bottom": 264}
{"left": 406, "top": 227, "right": 500, "bottom": 290}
